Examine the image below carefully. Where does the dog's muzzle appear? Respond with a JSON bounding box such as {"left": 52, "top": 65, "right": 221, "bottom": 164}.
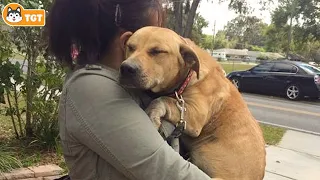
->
{"left": 120, "top": 62, "right": 140, "bottom": 77}
{"left": 119, "top": 62, "right": 143, "bottom": 88}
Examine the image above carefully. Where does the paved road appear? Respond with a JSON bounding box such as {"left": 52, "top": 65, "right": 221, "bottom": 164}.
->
{"left": 242, "top": 93, "right": 320, "bottom": 133}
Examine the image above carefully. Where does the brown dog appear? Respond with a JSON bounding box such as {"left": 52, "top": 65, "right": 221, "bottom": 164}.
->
{"left": 119, "top": 26, "right": 266, "bottom": 180}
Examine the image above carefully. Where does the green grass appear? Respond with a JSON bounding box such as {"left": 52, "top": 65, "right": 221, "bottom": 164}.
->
{"left": 0, "top": 144, "right": 22, "bottom": 173}
{"left": 260, "top": 124, "right": 286, "bottom": 145}
{"left": 219, "top": 62, "right": 255, "bottom": 74}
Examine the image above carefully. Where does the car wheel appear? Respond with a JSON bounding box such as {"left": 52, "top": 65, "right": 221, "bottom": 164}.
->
{"left": 285, "top": 84, "right": 301, "bottom": 100}
{"left": 231, "top": 77, "right": 240, "bottom": 90}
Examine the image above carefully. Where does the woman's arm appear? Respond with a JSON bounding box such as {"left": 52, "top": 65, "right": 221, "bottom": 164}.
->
{"left": 65, "top": 73, "right": 211, "bottom": 180}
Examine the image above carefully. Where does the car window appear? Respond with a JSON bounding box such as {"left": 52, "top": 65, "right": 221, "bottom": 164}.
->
{"left": 251, "top": 63, "right": 274, "bottom": 72}
{"left": 299, "top": 64, "right": 320, "bottom": 74}
{"left": 271, "top": 63, "right": 297, "bottom": 73}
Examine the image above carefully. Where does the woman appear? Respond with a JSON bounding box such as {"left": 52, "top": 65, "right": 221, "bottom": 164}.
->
{"left": 47, "top": 0, "right": 211, "bottom": 179}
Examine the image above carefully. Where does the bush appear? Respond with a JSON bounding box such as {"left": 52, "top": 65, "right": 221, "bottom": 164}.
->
{"left": 249, "top": 45, "right": 266, "bottom": 52}
{"left": 0, "top": 58, "right": 65, "bottom": 150}
{"left": 28, "top": 60, "right": 65, "bottom": 150}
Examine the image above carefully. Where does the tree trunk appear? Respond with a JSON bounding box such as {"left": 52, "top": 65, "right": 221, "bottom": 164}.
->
{"left": 25, "top": 52, "right": 35, "bottom": 137}
{"left": 13, "top": 85, "right": 24, "bottom": 137}
{"left": 6, "top": 92, "right": 20, "bottom": 139}
{"left": 174, "top": 1, "right": 184, "bottom": 35}
{"left": 184, "top": 0, "right": 201, "bottom": 38}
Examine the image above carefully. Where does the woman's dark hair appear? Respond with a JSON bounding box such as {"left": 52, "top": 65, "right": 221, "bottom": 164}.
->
{"left": 47, "top": 0, "right": 163, "bottom": 68}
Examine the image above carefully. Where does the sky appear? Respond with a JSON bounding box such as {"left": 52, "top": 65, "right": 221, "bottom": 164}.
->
{"left": 198, "top": 0, "right": 279, "bottom": 35}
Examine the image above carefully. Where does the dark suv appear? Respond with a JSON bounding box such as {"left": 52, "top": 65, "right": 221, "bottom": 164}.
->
{"left": 227, "top": 60, "right": 320, "bottom": 100}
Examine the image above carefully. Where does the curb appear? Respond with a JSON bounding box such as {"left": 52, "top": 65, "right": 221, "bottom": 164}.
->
{"left": 0, "top": 164, "right": 64, "bottom": 180}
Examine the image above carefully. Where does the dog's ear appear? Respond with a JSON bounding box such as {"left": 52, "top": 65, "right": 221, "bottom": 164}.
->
{"left": 179, "top": 43, "right": 200, "bottom": 79}
{"left": 8, "top": 7, "right": 12, "bottom": 12}
{"left": 16, "top": 7, "right": 21, "bottom": 12}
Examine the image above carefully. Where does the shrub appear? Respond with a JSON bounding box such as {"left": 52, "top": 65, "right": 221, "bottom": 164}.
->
{"left": 28, "top": 59, "right": 65, "bottom": 150}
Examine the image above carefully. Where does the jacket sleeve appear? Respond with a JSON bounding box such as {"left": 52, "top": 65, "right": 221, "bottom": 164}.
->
{"left": 65, "top": 73, "right": 211, "bottom": 180}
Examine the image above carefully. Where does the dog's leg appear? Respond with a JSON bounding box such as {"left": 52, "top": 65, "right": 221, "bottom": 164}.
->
{"left": 146, "top": 96, "right": 212, "bottom": 137}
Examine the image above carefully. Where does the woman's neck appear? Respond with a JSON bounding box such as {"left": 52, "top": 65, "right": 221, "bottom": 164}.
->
{"left": 100, "top": 45, "right": 124, "bottom": 70}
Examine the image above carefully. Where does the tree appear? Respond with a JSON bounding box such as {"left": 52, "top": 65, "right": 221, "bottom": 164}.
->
{"left": 292, "top": 32, "right": 320, "bottom": 63}
{"left": 10, "top": 1, "right": 50, "bottom": 137}
{"left": 272, "top": 0, "right": 320, "bottom": 57}
{"left": 224, "top": 15, "right": 267, "bottom": 49}
{"left": 184, "top": 0, "right": 201, "bottom": 38}
{"left": 296, "top": 0, "right": 320, "bottom": 40}
{"left": 272, "top": 0, "right": 300, "bottom": 57}
{"left": 191, "top": 14, "right": 209, "bottom": 45}
{"left": 313, "top": 49, "right": 320, "bottom": 64}
{"left": 264, "top": 24, "right": 288, "bottom": 53}
{"left": 200, "top": 30, "right": 237, "bottom": 50}
{"left": 200, "top": 35, "right": 214, "bottom": 49}
{"left": 164, "top": 0, "right": 273, "bottom": 38}
{"left": 213, "top": 30, "right": 237, "bottom": 49}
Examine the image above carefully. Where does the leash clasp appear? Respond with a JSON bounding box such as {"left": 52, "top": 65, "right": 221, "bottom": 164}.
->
{"left": 175, "top": 91, "right": 187, "bottom": 132}
{"left": 175, "top": 91, "right": 186, "bottom": 121}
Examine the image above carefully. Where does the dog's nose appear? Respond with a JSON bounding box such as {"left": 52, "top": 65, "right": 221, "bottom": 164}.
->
{"left": 120, "top": 63, "right": 139, "bottom": 76}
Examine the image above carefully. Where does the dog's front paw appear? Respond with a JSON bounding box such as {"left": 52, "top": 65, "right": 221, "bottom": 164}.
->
{"left": 145, "top": 98, "right": 167, "bottom": 130}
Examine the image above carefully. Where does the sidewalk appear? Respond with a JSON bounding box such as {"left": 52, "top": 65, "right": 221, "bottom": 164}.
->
{"left": 264, "top": 130, "right": 320, "bottom": 180}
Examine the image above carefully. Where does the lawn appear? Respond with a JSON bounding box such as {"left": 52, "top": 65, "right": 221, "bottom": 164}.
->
{"left": 260, "top": 124, "right": 286, "bottom": 145}
{"left": 219, "top": 62, "right": 255, "bottom": 74}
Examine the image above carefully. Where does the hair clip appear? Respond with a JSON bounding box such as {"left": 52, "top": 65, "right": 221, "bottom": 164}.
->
{"left": 71, "top": 44, "right": 79, "bottom": 61}
{"left": 115, "top": 4, "right": 122, "bottom": 26}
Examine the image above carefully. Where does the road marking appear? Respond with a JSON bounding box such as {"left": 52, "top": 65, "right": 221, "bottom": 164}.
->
{"left": 247, "top": 102, "right": 320, "bottom": 117}
{"left": 258, "top": 121, "right": 320, "bottom": 136}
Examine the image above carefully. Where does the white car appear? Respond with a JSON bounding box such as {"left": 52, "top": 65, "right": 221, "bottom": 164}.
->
{"left": 309, "top": 62, "right": 317, "bottom": 66}
{"left": 222, "top": 69, "right": 226, "bottom": 76}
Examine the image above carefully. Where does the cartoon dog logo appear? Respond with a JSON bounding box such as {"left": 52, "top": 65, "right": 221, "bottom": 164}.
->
{"left": 6, "top": 7, "right": 23, "bottom": 23}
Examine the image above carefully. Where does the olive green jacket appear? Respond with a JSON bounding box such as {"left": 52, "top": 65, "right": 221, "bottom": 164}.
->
{"left": 58, "top": 65, "right": 211, "bottom": 180}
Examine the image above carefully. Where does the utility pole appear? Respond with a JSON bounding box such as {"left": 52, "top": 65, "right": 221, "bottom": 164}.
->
{"left": 287, "top": 15, "right": 293, "bottom": 59}
{"left": 212, "top": 20, "right": 216, "bottom": 50}
{"left": 286, "top": 0, "right": 298, "bottom": 59}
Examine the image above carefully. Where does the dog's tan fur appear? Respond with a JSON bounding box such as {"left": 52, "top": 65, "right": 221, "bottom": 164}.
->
{"left": 119, "top": 27, "right": 266, "bottom": 180}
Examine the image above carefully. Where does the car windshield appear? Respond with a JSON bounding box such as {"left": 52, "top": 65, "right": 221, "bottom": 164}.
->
{"left": 299, "top": 64, "right": 320, "bottom": 74}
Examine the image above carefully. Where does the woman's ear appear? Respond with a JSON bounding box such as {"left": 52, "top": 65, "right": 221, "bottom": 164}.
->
{"left": 120, "top": 31, "right": 133, "bottom": 51}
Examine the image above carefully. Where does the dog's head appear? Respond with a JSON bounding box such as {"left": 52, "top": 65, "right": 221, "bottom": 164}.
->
{"left": 119, "top": 26, "right": 200, "bottom": 93}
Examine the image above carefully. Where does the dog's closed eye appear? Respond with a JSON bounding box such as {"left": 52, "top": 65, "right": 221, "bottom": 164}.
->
{"left": 148, "top": 48, "right": 168, "bottom": 56}
{"left": 126, "top": 44, "right": 136, "bottom": 52}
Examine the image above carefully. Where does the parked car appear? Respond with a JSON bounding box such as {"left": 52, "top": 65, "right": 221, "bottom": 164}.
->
{"left": 309, "top": 62, "right": 318, "bottom": 66}
{"left": 226, "top": 60, "right": 320, "bottom": 100}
